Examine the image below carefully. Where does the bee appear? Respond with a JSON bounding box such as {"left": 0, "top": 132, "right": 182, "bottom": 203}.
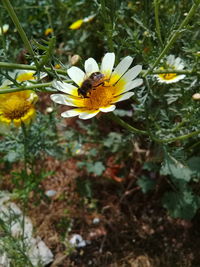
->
{"left": 78, "top": 72, "right": 105, "bottom": 98}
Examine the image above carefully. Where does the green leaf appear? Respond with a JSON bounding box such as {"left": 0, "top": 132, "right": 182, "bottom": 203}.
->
{"left": 188, "top": 157, "right": 200, "bottom": 172}
{"left": 137, "top": 175, "right": 156, "bottom": 193}
{"left": 160, "top": 156, "right": 193, "bottom": 182}
{"left": 6, "top": 150, "right": 19, "bottom": 163}
{"left": 143, "top": 162, "right": 159, "bottom": 172}
{"left": 162, "top": 190, "right": 200, "bottom": 220}
{"left": 88, "top": 161, "right": 105, "bottom": 176}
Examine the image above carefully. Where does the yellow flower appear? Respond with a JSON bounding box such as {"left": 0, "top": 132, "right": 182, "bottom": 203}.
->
{"left": 0, "top": 69, "right": 45, "bottom": 127}
{"left": 69, "top": 19, "right": 83, "bottom": 30}
{"left": 44, "top": 28, "right": 53, "bottom": 36}
{"left": 51, "top": 52, "right": 143, "bottom": 120}
{"left": 156, "top": 55, "right": 185, "bottom": 84}
{"left": 0, "top": 24, "right": 9, "bottom": 35}
{"left": 54, "top": 64, "right": 61, "bottom": 69}
{"left": 69, "top": 14, "right": 95, "bottom": 30}
{"left": 0, "top": 90, "right": 38, "bottom": 127}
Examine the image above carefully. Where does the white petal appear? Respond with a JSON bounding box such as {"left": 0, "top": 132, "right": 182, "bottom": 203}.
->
{"left": 99, "top": 105, "right": 116, "bottom": 112}
{"left": 61, "top": 108, "right": 84, "bottom": 118}
{"left": 176, "top": 63, "right": 184, "bottom": 70}
{"left": 84, "top": 58, "right": 99, "bottom": 74}
{"left": 52, "top": 81, "right": 79, "bottom": 96}
{"left": 67, "top": 66, "right": 85, "bottom": 86}
{"left": 112, "top": 92, "right": 134, "bottom": 103}
{"left": 174, "top": 57, "right": 184, "bottom": 70}
{"left": 79, "top": 110, "right": 99, "bottom": 120}
{"left": 50, "top": 94, "right": 68, "bottom": 105}
{"left": 174, "top": 57, "right": 181, "bottom": 66}
{"left": 167, "top": 55, "right": 175, "bottom": 65}
{"left": 39, "top": 72, "right": 48, "bottom": 79}
{"left": 112, "top": 56, "right": 133, "bottom": 78}
{"left": 122, "top": 78, "right": 143, "bottom": 93}
{"left": 101, "top": 53, "right": 115, "bottom": 77}
{"left": 50, "top": 94, "right": 84, "bottom": 107}
{"left": 122, "top": 65, "right": 142, "bottom": 82}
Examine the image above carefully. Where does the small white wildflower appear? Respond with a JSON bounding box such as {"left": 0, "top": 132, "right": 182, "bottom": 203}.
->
{"left": 155, "top": 55, "right": 185, "bottom": 84}
{"left": 69, "top": 234, "right": 87, "bottom": 248}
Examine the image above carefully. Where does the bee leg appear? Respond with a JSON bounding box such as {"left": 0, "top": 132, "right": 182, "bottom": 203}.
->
{"left": 93, "top": 81, "right": 105, "bottom": 88}
{"left": 102, "top": 79, "right": 111, "bottom": 87}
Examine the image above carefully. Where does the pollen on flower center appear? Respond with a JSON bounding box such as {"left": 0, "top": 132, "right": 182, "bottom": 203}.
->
{"left": 83, "top": 74, "right": 125, "bottom": 109}
{"left": 2, "top": 95, "right": 32, "bottom": 120}
{"left": 84, "top": 83, "right": 114, "bottom": 109}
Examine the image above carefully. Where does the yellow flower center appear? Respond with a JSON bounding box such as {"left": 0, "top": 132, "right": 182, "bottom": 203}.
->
{"left": 158, "top": 73, "right": 178, "bottom": 80}
{"left": 1, "top": 95, "right": 32, "bottom": 120}
{"left": 158, "top": 66, "right": 178, "bottom": 81}
{"left": 83, "top": 74, "right": 125, "bottom": 109}
{"left": 17, "top": 72, "right": 35, "bottom": 82}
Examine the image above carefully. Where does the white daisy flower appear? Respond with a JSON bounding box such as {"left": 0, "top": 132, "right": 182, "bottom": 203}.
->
{"left": 50, "top": 52, "right": 143, "bottom": 120}
{"left": 156, "top": 55, "right": 185, "bottom": 84}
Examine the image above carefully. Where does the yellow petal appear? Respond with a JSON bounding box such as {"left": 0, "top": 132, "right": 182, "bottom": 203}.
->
{"left": 45, "top": 28, "right": 53, "bottom": 36}
{"left": 69, "top": 19, "right": 84, "bottom": 30}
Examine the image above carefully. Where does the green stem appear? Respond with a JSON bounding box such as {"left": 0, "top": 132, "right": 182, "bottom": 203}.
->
{"left": 1, "top": 62, "right": 199, "bottom": 76}
{"left": 0, "top": 61, "right": 68, "bottom": 75}
{"left": 0, "top": 82, "right": 55, "bottom": 94}
{"left": 108, "top": 113, "right": 148, "bottom": 136}
{"left": 21, "top": 123, "right": 28, "bottom": 174}
{"left": 109, "top": 113, "right": 200, "bottom": 144}
{"left": 100, "top": 0, "right": 114, "bottom": 52}
{"left": 144, "top": 0, "right": 200, "bottom": 77}
{"left": 150, "top": 69, "right": 198, "bottom": 75}
{"left": 21, "top": 123, "right": 33, "bottom": 260}
{"left": 154, "top": 0, "right": 163, "bottom": 46}
{"left": 45, "top": 6, "right": 53, "bottom": 30}
{"left": 153, "top": 129, "right": 200, "bottom": 143}
{"left": 0, "top": 16, "right": 7, "bottom": 57}
{"left": 2, "top": 0, "right": 38, "bottom": 66}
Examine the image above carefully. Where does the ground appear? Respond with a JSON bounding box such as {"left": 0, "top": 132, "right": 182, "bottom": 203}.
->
{"left": 2, "top": 151, "right": 199, "bottom": 267}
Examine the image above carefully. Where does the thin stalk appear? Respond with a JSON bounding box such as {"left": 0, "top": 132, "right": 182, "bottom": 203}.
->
{"left": 45, "top": 6, "right": 53, "bottom": 31}
{"left": 21, "top": 123, "right": 27, "bottom": 251}
{"left": 108, "top": 113, "right": 148, "bottom": 136}
{"left": 2, "top": 0, "right": 38, "bottom": 67}
{"left": 21, "top": 123, "right": 28, "bottom": 174}
{"left": 108, "top": 113, "right": 200, "bottom": 144}
{"left": 100, "top": 0, "right": 114, "bottom": 52}
{"left": 0, "top": 16, "right": 7, "bottom": 56}
{"left": 154, "top": 0, "right": 163, "bottom": 46}
{"left": 0, "top": 4, "right": 53, "bottom": 10}
{"left": 0, "top": 62, "right": 68, "bottom": 75}
{"left": 150, "top": 69, "right": 198, "bottom": 75}
{"left": 0, "top": 82, "right": 55, "bottom": 94}
{"left": 144, "top": 0, "right": 200, "bottom": 77}
{"left": 0, "top": 61, "right": 199, "bottom": 76}
{"left": 153, "top": 129, "right": 200, "bottom": 143}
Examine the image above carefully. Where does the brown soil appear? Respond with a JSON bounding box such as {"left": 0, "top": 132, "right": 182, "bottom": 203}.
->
{"left": 22, "top": 153, "right": 200, "bottom": 267}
